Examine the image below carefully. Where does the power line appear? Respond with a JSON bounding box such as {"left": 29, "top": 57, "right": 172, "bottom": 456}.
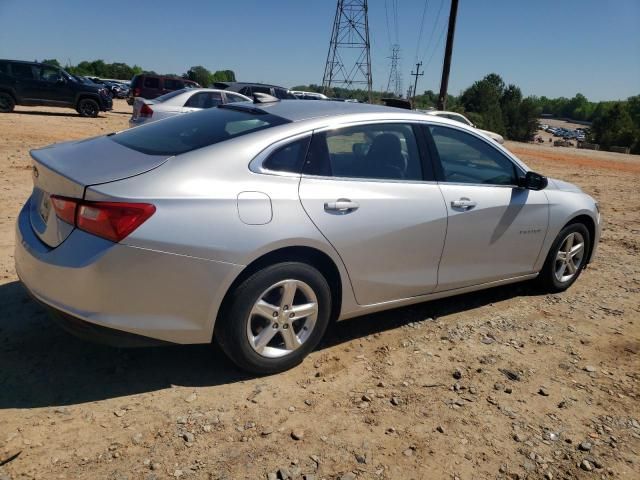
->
{"left": 414, "top": 0, "right": 430, "bottom": 62}
{"left": 419, "top": 0, "right": 446, "bottom": 61}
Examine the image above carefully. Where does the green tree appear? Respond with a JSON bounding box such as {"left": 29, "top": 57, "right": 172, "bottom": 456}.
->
{"left": 184, "top": 66, "right": 213, "bottom": 86}
{"left": 591, "top": 103, "right": 635, "bottom": 149}
{"left": 41, "top": 58, "right": 61, "bottom": 68}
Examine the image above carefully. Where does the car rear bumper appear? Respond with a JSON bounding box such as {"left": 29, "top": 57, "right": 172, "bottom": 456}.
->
{"left": 15, "top": 198, "right": 243, "bottom": 345}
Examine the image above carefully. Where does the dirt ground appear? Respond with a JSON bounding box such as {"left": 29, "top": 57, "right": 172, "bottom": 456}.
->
{"left": 0, "top": 101, "right": 639, "bottom": 480}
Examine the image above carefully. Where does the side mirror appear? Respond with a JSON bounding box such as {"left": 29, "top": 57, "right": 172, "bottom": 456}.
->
{"left": 520, "top": 171, "right": 548, "bottom": 190}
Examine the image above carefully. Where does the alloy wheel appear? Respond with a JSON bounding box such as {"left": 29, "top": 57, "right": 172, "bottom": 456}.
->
{"left": 246, "top": 279, "right": 318, "bottom": 358}
{"left": 554, "top": 231, "right": 585, "bottom": 282}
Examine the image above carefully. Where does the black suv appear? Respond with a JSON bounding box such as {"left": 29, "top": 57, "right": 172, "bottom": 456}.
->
{"left": 0, "top": 60, "right": 113, "bottom": 117}
{"left": 212, "top": 82, "right": 297, "bottom": 99}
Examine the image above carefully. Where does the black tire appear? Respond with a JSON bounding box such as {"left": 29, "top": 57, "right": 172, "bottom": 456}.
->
{"left": 0, "top": 92, "right": 15, "bottom": 113}
{"left": 216, "top": 262, "right": 332, "bottom": 375}
{"left": 77, "top": 98, "right": 100, "bottom": 117}
{"left": 537, "top": 222, "right": 590, "bottom": 292}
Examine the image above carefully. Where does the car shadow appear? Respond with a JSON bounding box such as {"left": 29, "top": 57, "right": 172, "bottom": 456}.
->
{"left": 10, "top": 110, "right": 105, "bottom": 118}
{"left": 0, "top": 279, "right": 542, "bottom": 409}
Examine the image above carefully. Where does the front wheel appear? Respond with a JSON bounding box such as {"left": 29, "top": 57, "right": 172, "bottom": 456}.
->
{"left": 216, "top": 262, "right": 332, "bottom": 374}
{"left": 538, "top": 223, "right": 590, "bottom": 292}
{"left": 77, "top": 98, "right": 99, "bottom": 117}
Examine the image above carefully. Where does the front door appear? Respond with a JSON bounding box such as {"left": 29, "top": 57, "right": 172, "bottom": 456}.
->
{"left": 299, "top": 122, "right": 448, "bottom": 305}
{"left": 425, "top": 124, "right": 548, "bottom": 291}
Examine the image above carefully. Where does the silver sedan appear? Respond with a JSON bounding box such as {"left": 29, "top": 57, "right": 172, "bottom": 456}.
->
{"left": 129, "top": 88, "right": 250, "bottom": 127}
{"left": 15, "top": 99, "right": 601, "bottom": 373}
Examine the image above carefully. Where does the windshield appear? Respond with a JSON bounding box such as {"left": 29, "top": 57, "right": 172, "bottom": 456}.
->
{"left": 111, "top": 106, "right": 290, "bottom": 156}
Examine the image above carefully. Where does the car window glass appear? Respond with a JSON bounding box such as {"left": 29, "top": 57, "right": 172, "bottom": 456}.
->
{"left": 253, "top": 86, "right": 271, "bottom": 95}
{"left": 155, "top": 89, "right": 187, "bottom": 102}
{"left": 143, "top": 77, "right": 160, "bottom": 89}
{"left": 0, "top": 62, "right": 9, "bottom": 75}
{"left": 38, "top": 66, "right": 62, "bottom": 82}
{"left": 305, "top": 123, "right": 423, "bottom": 181}
{"left": 11, "top": 63, "right": 34, "bottom": 79}
{"left": 111, "top": 107, "right": 290, "bottom": 156}
{"left": 263, "top": 137, "right": 311, "bottom": 173}
{"left": 184, "top": 92, "right": 223, "bottom": 109}
{"left": 429, "top": 125, "right": 516, "bottom": 185}
{"left": 239, "top": 87, "right": 252, "bottom": 96}
{"left": 163, "top": 78, "right": 183, "bottom": 90}
{"left": 226, "top": 93, "right": 247, "bottom": 103}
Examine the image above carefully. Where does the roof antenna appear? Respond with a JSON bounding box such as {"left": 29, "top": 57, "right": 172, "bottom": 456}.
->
{"left": 253, "top": 92, "right": 280, "bottom": 104}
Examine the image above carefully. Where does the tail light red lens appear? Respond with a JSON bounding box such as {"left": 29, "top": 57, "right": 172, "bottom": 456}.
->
{"left": 50, "top": 195, "right": 155, "bottom": 242}
{"left": 50, "top": 196, "right": 77, "bottom": 225}
{"left": 140, "top": 103, "right": 153, "bottom": 117}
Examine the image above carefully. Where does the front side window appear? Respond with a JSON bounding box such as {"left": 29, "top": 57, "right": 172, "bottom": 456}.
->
{"left": 305, "top": 123, "right": 423, "bottom": 181}
{"left": 37, "top": 66, "right": 62, "bottom": 82}
{"left": 184, "top": 92, "right": 223, "bottom": 109}
{"left": 0, "top": 61, "right": 10, "bottom": 75}
{"left": 111, "top": 107, "right": 290, "bottom": 156}
{"left": 428, "top": 125, "right": 517, "bottom": 185}
{"left": 262, "top": 137, "right": 311, "bottom": 173}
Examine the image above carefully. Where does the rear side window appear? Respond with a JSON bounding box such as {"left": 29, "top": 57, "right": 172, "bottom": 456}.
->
{"left": 11, "top": 63, "right": 34, "bottom": 79}
{"left": 111, "top": 107, "right": 290, "bottom": 156}
{"left": 163, "top": 78, "right": 183, "bottom": 90}
{"left": 304, "top": 123, "right": 423, "bottom": 181}
{"left": 143, "top": 77, "right": 160, "bottom": 88}
{"left": 185, "top": 92, "right": 223, "bottom": 108}
{"left": 263, "top": 137, "right": 311, "bottom": 173}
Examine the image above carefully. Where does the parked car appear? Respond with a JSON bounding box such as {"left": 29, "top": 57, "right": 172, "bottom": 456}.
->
{"left": 291, "top": 90, "right": 329, "bottom": 100}
{"left": 129, "top": 88, "right": 250, "bottom": 127}
{"left": 425, "top": 110, "right": 505, "bottom": 144}
{"left": 0, "top": 59, "right": 112, "bottom": 116}
{"left": 213, "top": 81, "right": 297, "bottom": 100}
{"left": 15, "top": 99, "right": 600, "bottom": 374}
{"left": 127, "top": 74, "right": 201, "bottom": 104}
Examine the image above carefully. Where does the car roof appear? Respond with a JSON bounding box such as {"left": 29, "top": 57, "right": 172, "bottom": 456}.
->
{"left": 222, "top": 99, "right": 437, "bottom": 123}
{"left": 214, "top": 81, "right": 288, "bottom": 89}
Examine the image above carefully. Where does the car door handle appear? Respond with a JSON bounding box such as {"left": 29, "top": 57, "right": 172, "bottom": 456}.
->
{"left": 451, "top": 198, "right": 477, "bottom": 210}
{"left": 324, "top": 199, "right": 359, "bottom": 213}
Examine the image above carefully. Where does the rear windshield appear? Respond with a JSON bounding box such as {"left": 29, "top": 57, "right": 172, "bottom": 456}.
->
{"left": 111, "top": 107, "right": 290, "bottom": 156}
{"left": 154, "top": 89, "right": 188, "bottom": 102}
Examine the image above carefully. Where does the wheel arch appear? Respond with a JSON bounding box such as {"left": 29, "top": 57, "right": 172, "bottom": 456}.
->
{"left": 0, "top": 88, "right": 17, "bottom": 101}
{"left": 564, "top": 213, "right": 597, "bottom": 264}
{"left": 212, "top": 245, "right": 344, "bottom": 341}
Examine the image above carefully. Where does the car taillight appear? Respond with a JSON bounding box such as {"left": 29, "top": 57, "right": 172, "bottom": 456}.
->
{"left": 50, "top": 195, "right": 155, "bottom": 242}
{"left": 50, "top": 196, "right": 77, "bottom": 224}
{"left": 133, "top": 87, "right": 140, "bottom": 96}
{"left": 140, "top": 103, "right": 153, "bottom": 117}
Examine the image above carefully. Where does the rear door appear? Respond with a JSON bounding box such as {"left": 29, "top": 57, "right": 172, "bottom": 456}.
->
{"left": 425, "top": 124, "right": 548, "bottom": 291}
{"left": 9, "top": 63, "right": 41, "bottom": 100}
{"left": 299, "top": 122, "right": 447, "bottom": 305}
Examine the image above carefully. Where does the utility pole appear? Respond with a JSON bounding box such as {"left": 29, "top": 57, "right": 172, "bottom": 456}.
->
{"left": 437, "top": 0, "right": 459, "bottom": 110}
{"left": 410, "top": 62, "right": 423, "bottom": 109}
{"left": 322, "top": 0, "right": 373, "bottom": 103}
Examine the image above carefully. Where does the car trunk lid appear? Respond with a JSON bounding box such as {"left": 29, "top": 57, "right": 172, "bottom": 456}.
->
{"left": 29, "top": 135, "right": 170, "bottom": 248}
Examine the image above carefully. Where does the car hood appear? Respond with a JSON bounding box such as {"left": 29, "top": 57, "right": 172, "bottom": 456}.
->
{"left": 546, "top": 177, "right": 583, "bottom": 193}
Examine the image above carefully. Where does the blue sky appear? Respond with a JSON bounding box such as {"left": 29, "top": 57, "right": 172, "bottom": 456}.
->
{"left": 1, "top": 0, "right": 638, "bottom": 101}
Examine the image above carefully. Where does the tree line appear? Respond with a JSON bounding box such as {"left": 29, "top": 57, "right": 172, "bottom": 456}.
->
{"left": 38, "top": 60, "right": 639, "bottom": 153}
{"left": 297, "top": 73, "right": 639, "bottom": 153}
{"left": 40, "top": 59, "right": 236, "bottom": 87}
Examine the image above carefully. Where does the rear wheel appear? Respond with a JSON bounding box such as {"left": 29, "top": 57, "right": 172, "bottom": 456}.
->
{"left": 0, "top": 92, "right": 15, "bottom": 113}
{"left": 538, "top": 223, "right": 590, "bottom": 292}
{"left": 216, "top": 262, "right": 331, "bottom": 374}
{"left": 77, "top": 98, "right": 99, "bottom": 117}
